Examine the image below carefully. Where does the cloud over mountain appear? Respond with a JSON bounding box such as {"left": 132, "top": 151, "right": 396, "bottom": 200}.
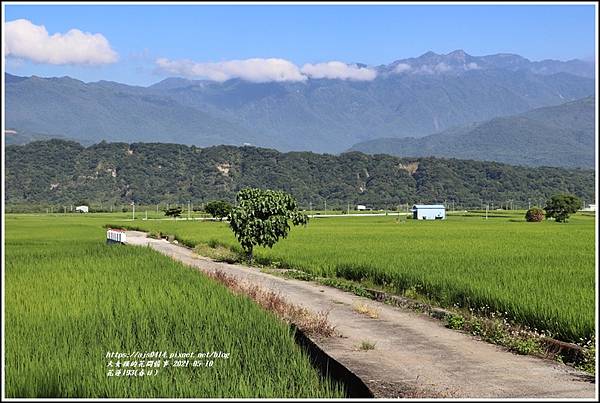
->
{"left": 300, "top": 61, "right": 377, "bottom": 80}
{"left": 5, "top": 19, "right": 118, "bottom": 65}
{"left": 156, "top": 57, "right": 377, "bottom": 82}
{"left": 155, "top": 57, "right": 307, "bottom": 83}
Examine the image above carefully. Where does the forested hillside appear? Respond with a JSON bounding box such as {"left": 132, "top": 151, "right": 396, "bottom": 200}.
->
{"left": 5, "top": 140, "right": 594, "bottom": 210}
{"left": 350, "top": 96, "right": 596, "bottom": 168}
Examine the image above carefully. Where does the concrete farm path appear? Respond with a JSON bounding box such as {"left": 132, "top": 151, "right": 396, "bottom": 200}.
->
{"left": 125, "top": 231, "right": 595, "bottom": 398}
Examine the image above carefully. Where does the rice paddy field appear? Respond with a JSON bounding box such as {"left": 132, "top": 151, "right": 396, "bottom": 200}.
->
{"left": 109, "top": 212, "right": 596, "bottom": 344}
{"left": 4, "top": 215, "right": 344, "bottom": 398}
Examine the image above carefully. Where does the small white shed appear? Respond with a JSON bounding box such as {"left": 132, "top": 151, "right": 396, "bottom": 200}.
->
{"left": 411, "top": 204, "right": 446, "bottom": 220}
{"left": 356, "top": 204, "right": 368, "bottom": 211}
{"left": 75, "top": 205, "right": 89, "bottom": 213}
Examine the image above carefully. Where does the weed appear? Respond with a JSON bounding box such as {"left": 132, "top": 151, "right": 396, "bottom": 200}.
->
{"left": 352, "top": 302, "right": 380, "bottom": 319}
{"left": 359, "top": 340, "right": 376, "bottom": 351}
{"left": 446, "top": 314, "right": 465, "bottom": 330}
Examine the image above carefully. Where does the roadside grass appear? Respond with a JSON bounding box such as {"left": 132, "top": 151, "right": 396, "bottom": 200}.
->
{"left": 358, "top": 341, "right": 376, "bottom": 351}
{"left": 352, "top": 302, "right": 380, "bottom": 319}
{"left": 4, "top": 215, "right": 344, "bottom": 398}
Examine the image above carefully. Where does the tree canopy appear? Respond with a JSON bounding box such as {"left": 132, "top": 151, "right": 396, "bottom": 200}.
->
{"left": 205, "top": 200, "right": 232, "bottom": 221}
{"left": 164, "top": 207, "right": 183, "bottom": 218}
{"left": 228, "top": 188, "right": 308, "bottom": 260}
{"left": 544, "top": 194, "right": 582, "bottom": 223}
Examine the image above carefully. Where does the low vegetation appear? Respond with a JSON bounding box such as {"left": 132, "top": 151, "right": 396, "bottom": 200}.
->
{"left": 118, "top": 213, "right": 595, "bottom": 344}
{"left": 4, "top": 215, "right": 344, "bottom": 398}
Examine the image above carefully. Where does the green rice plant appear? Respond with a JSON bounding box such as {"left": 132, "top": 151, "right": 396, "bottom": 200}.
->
{"left": 4, "top": 215, "right": 344, "bottom": 398}
{"left": 111, "top": 214, "right": 595, "bottom": 343}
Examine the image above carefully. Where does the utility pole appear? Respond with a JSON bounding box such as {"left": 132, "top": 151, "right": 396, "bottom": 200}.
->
{"left": 486, "top": 204, "right": 489, "bottom": 220}
{"left": 145, "top": 210, "right": 148, "bottom": 220}
{"left": 157, "top": 204, "right": 159, "bottom": 214}
{"left": 132, "top": 202, "right": 135, "bottom": 220}
{"left": 324, "top": 199, "right": 327, "bottom": 214}
{"left": 188, "top": 200, "right": 191, "bottom": 220}
{"left": 347, "top": 202, "right": 350, "bottom": 215}
{"left": 309, "top": 201, "right": 312, "bottom": 212}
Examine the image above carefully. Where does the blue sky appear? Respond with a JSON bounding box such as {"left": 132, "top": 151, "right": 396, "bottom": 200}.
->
{"left": 4, "top": 3, "right": 597, "bottom": 86}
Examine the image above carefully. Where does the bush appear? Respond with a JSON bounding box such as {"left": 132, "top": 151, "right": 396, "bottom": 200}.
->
{"left": 544, "top": 194, "right": 581, "bottom": 223}
{"left": 525, "top": 207, "right": 545, "bottom": 222}
{"left": 205, "top": 200, "right": 232, "bottom": 221}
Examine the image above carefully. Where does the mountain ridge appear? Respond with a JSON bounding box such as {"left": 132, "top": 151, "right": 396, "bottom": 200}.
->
{"left": 5, "top": 50, "right": 595, "bottom": 156}
{"left": 349, "top": 96, "right": 596, "bottom": 168}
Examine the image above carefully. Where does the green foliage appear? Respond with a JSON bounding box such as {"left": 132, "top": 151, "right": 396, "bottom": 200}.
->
{"left": 544, "top": 194, "right": 582, "bottom": 222}
{"left": 525, "top": 207, "right": 545, "bottom": 222}
{"left": 510, "top": 338, "right": 542, "bottom": 355}
{"left": 5, "top": 140, "right": 596, "bottom": 210}
{"left": 164, "top": 207, "right": 183, "bottom": 218}
{"left": 228, "top": 188, "right": 308, "bottom": 259}
{"left": 204, "top": 200, "right": 232, "bottom": 221}
{"left": 446, "top": 314, "right": 466, "bottom": 330}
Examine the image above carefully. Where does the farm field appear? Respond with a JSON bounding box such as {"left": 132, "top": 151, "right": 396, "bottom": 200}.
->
{"left": 110, "top": 212, "right": 596, "bottom": 344}
{"left": 4, "top": 215, "right": 344, "bottom": 398}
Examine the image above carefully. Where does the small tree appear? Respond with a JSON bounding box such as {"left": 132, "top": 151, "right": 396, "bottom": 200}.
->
{"left": 205, "top": 200, "right": 232, "bottom": 221}
{"left": 164, "top": 206, "right": 183, "bottom": 218}
{"left": 228, "top": 188, "right": 308, "bottom": 261}
{"left": 544, "top": 194, "right": 581, "bottom": 223}
{"left": 525, "top": 207, "right": 545, "bottom": 222}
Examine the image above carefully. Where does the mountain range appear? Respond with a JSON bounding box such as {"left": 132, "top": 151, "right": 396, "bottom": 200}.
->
{"left": 5, "top": 50, "right": 595, "bottom": 165}
{"left": 350, "top": 96, "right": 596, "bottom": 168}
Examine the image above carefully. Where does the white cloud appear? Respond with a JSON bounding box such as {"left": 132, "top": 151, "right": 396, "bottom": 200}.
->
{"left": 434, "top": 62, "right": 451, "bottom": 72}
{"left": 393, "top": 63, "right": 411, "bottom": 73}
{"left": 5, "top": 19, "right": 118, "bottom": 65}
{"left": 156, "top": 58, "right": 379, "bottom": 82}
{"left": 155, "top": 57, "right": 307, "bottom": 83}
{"left": 300, "top": 61, "right": 377, "bottom": 81}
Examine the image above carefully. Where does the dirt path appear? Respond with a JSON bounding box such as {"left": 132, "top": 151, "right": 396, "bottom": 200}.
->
{"left": 125, "top": 231, "right": 595, "bottom": 398}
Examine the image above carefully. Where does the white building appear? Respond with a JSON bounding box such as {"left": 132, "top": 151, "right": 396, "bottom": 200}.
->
{"left": 411, "top": 204, "right": 446, "bottom": 220}
{"left": 75, "top": 205, "right": 89, "bottom": 213}
{"left": 356, "top": 204, "right": 367, "bottom": 211}
{"left": 582, "top": 203, "right": 596, "bottom": 212}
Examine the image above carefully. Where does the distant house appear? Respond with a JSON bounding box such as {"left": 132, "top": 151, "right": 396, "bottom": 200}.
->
{"left": 582, "top": 203, "right": 596, "bottom": 212}
{"left": 356, "top": 204, "right": 367, "bottom": 211}
{"left": 75, "top": 205, "right": 89, "bottom": 213}
{"left": 411, "top": 204, "right": 446, "bottom": 220}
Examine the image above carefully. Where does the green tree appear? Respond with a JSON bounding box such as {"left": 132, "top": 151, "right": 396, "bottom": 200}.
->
{"left": 228, "top": 188, "right": 308, "bottom": 261}
{"left": 525, "top": 207, "right": 545, "bottom": 222}
{"left": 205, "top": 200, "right": 232, "bottom": 221}
{"left": 544, "top": 194, "right": 581, "bottom": 223}
{"left": 164, "top": 206, "right": 183, "bottom": 218}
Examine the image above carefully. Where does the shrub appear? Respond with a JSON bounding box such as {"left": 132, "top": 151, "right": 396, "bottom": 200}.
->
{"left": 205, "top": 200, "right": 232, "bottom": 221}
{"left": 544, "top": 194, "right": 581, "bottom": 223}
{"left": 525, "top": 207, "right": 545, "bottom": 222}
